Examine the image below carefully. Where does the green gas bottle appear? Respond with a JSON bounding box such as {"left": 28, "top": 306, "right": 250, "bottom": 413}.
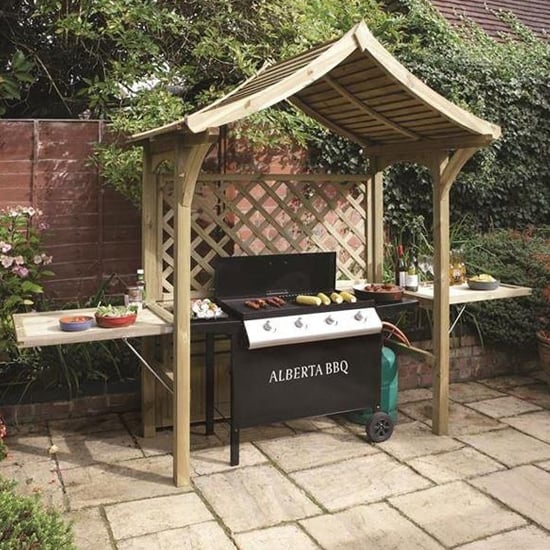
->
{"left": 347, "top": 346, "right": 398, "bottom": 424}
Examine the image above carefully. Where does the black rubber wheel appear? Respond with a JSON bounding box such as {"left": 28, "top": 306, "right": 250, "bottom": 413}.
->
{"left": 366, "top": 411, "right": 394, "bottom": 442}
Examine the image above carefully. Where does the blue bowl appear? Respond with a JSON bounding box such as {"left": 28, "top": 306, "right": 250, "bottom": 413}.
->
{"left": 59, "top": 315, "right": 94, "bottom": 332}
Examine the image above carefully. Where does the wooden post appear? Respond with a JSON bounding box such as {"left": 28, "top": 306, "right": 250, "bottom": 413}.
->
{"left": 172, "top": 130, "right": 218, "bottom": 487}
{"left": 430, "top": 148, "right": 477, "bottom": 435}
{"left": 140, "top": 142, "right": 157, "bottom": 438}
{"left": 366, "top": 157, "right": 384, "bottom": 282}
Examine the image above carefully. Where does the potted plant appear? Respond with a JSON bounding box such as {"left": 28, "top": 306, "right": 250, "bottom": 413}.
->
{"left": 95, "top": 304, "right": 138, "bottom": 328}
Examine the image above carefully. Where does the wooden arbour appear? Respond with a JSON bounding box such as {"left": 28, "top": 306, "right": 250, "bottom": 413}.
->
{"left": 128, "top": 21, "right": 501, "bottom": 486}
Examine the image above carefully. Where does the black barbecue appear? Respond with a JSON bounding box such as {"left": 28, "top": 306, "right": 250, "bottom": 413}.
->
{"left": 214, "top": 251, "right": 394, "bottom": 465}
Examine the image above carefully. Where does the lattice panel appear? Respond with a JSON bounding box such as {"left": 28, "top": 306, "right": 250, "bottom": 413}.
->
{"left": 157, "top": 174, "right": 368, "bottom": 296}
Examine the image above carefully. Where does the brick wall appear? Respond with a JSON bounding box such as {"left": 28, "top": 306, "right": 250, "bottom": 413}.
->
{"left": 0, "top": 120, "right": 141, "bottom": 304}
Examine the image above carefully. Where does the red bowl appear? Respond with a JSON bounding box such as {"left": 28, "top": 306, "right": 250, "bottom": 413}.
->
{"left": 95, "top": 314, "right": 137, "bottom": 328}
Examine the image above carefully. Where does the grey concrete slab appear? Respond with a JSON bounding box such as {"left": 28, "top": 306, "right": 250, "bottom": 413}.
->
{"left": 470, "top": 465, "right": 550, "bottom": 530}
{"left": 191, "top": 442, "right": 267, "bottom": 476}
{"left": 116, "top": 521, "right": 237, "bottom": 550}
{"left": 52, "top": 430, "right": 143, "bottom": 471}
{"left": 235, "top": 524, "right": 320, "bottom": 550}
{"left": 502, "top": 410, "right": 550, "bottom": 443}
{"left": 377, "top": 421, "right": 463, "bottom": 460}
{"left": 449, "top": 382, "right": 505, "bottom": 403}
{"left": 467, "top": 396, "right": 542, "bottom": 418}
{"left": 399, "top": 400, "right": 504, "bottom": 435}
{"left": 290, "top": 453, "right": 431, "bottom": 512}
{"left": 456, "top": 525, "right": 550, "bottom": 550}
{"left": 389, "top": 481, "right": 526, "bottom": 547}
{"left": 194, "top": 463, "right": 320, "bottom": 532}
{"left": 67, "top": 507, "right": 114, "bottom": 550}
{"left": 62, "top": 455, "right": 188, "bottom": 510}
{"left": 216, "top": 422, "right": 295, "bottom": 445}
{"left": 459, "top": 428, "right": 550, "bottom": 467}
{"left": 105, "top": 492, "right": 212, "bottom": 540}
{"left": 256, "top": 427, "right": 378, "bottom": 472}
{"left": 406, "top": 446, "right": 505, "bottom": 483}
{"left": 300, "top": 502, "right": 444, "bottom": 550}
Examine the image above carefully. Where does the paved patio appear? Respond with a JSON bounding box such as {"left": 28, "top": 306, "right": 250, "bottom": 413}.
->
{"left": 2, "top": 372, "right": 550, "bottom": 549}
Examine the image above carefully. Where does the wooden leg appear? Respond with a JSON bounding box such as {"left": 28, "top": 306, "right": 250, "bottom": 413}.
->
{"left": 141, "top": 336, "right": 156, "bottom": 438}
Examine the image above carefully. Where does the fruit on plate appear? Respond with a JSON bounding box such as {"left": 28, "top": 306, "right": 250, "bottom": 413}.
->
{"left": 469, "top": 274, "right": 496, "bottom": 282}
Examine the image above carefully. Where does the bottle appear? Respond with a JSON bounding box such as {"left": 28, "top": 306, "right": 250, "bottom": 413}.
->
{"left": 405, "top": 254, "right": 419, "bottom": 292}
{"left": 395, "top": 245, "right": 407, "bottom": 288}
{"left": 136, "top": 268, "right": 146, "bottom": 305}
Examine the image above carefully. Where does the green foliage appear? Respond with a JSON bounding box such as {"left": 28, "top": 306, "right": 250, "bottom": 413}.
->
{"left": 0, "top": 206, "right": 53, "bottom": 357}
{"left": 0, "top": 414, "right": 7, "bottom": 461}
{"left": 0, "top": 475, "right": 75, "bottom": 549}
{"left": 461, "top": 228, "right": 550, "bottom": 347}
{"left": 0, "top": 50, "right": 34, "bottom": 116}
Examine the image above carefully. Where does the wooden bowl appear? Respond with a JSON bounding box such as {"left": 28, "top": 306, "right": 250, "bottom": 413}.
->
{"left": 353, "top": 283, "right": 403, "bottom": 303}
{"left": 59, "top": 315, "right": 94, "bottom": 332}
{"left": 95, "top": 314, "right": 137, "bottom": 328}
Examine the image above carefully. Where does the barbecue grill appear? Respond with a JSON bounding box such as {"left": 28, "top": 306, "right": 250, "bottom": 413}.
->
{"left": 214, "top": 252, "right": 394, "bottom": 465}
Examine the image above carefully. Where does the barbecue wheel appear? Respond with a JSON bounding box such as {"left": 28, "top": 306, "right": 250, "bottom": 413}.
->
{"left": 366, "top": 412, "right": 394, "bottom": 443}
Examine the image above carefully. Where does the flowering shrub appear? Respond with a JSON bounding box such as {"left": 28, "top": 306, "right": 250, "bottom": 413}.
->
{"left": 0, "top": 414, "right": 6, "bottom": 461}
{"left": 0, "top": 206, "right": 53, "bottom": 356}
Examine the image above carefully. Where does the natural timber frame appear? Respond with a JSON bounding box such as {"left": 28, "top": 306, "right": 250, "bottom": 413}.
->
{"left": 129, "top": 20, "right": 501, "bottom": 486}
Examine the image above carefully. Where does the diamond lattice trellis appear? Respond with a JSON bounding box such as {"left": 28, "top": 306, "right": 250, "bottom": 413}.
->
{"left": 158, "top": 174, "right": 369, "bottom": 296}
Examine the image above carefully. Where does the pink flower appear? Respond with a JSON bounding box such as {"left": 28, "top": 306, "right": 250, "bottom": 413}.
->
{"left": 13, "top": 255, "right": 25, "bottom": 266}
{"left": 33, "top": 255, "right": 43, "bottom": 265}
{"left": 12, "top": 265, "right": 29, "bottom": 278}
{"left": 0, "top": 255, "right": 13, "bottom": 268}
{"left": 0, "top": 241, "right": 11, "bottom": 253}
{"left": 41, "top": 254, "right": 53, "bottom": 265}
{"left": 38, "top": 222, "right": 49, "bottom": 231}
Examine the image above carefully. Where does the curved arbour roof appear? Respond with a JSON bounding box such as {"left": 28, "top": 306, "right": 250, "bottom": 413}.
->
{"left": 132, "top": 20, "right": 500, "bottom": 154}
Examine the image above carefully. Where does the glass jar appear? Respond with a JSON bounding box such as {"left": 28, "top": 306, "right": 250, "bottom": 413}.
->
{"left": 449, "top": 249, "right": 466, "bottom": 285}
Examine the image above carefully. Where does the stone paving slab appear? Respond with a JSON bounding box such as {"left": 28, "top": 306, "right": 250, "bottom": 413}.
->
{"left": 49, "top": 413, "right": 127, "bottom": 437}
{"left": 52, "top": 430, "right": 143, "bottom": 471}
{"left": 0, "top": 458, "right": 65, "bottom": 510}
{"left": 117, "top": 521, "right": 237, "bottom": 550}
{"left": 105, "top": 492, "right": 212, "bottom": 540}
{"left": 508, "top": 383, "right": 550, "bottom": 409}
{"left": 467, "top": 395, "right": 542, "bottom": 418}
{"left": 0, "top": 433, "right": 54, "bottom": 465}
{"left": 377, "top": 421, "right": 463, "bottom": 460}
{"left": 501, "top": 410, "right": 550, "bottom": 443}
{"left": 470, "top": 465, "right": 550, "bottom": 530}
{"left": 456, "top": 525, "right": 550, "bottom": 550}
{"left": 389, "top": 480, "right": 526, "bottom": 547}
{"left": 235, "top": 524, "right": 320, "bottom": 550}
{"left": 256, "top": 427, "right": 378, "bottom": 472}
{"left": 449, "top": 382, "right": 506, "bottom": 403}
{"left": 191, "top": 442, "right": 267, "bottom": 476}
{"left": 193, "top": 463, "right": 320, "bottom": 532}
{"left": 477, "top": 374, "right": 537, "bottom": 391}
{"left": 285, "top": 415, "right": 339, "bottom": 432}
{"left": 397, "top": 387, "right": 433, "bottom": 403}
{"left": 459, "top": 427, "right": 550, "bottom": 467}
{"left": 300, "top": 502, "right": 444, "bottom": 550}
{"left": 399, "top": 400, "right": 505, "bottom": 435}
{"left": 290, "top": 453, "right": 431, "bottom": 512}
{"left": 406, "top": 445, "right": 505, "bottom": 483}
{"left": 62, "top": 454, "right": 188, "bottom": 510}
{"left": 67, "top": 507, "right": 113, "bottom": 550}
{"left": 216, "top": 422, "right": 295, "bottom": 445}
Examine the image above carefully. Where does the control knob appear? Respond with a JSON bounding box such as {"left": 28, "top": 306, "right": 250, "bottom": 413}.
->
{"left": 263, "top": 320, "right": 273, "bottom": 331}
{"left": 354, "top": 311, "right": 364, "bottom": 321}
{"left": 295, "top": 317, "right": 304, "bottom": 328}
{"left": 325, "top": 315, "right": 336, "bottom": 325}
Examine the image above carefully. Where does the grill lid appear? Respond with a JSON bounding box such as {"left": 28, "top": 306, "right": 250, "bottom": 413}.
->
{"left": 214, "top": 252, "right": 336, "bottom": 299}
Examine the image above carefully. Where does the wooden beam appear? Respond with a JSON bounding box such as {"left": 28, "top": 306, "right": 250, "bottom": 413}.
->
{"left": 323, "top": 74, "right": 421, "bottom": 140}
{"left": 430, "top": 147, "right": 477, "bottom": 436}
{"left": 289, "top": 96, "right": 371, "bottom": 148}
{"left": 365, "top": 134, "right": 495, "bottom": 158}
